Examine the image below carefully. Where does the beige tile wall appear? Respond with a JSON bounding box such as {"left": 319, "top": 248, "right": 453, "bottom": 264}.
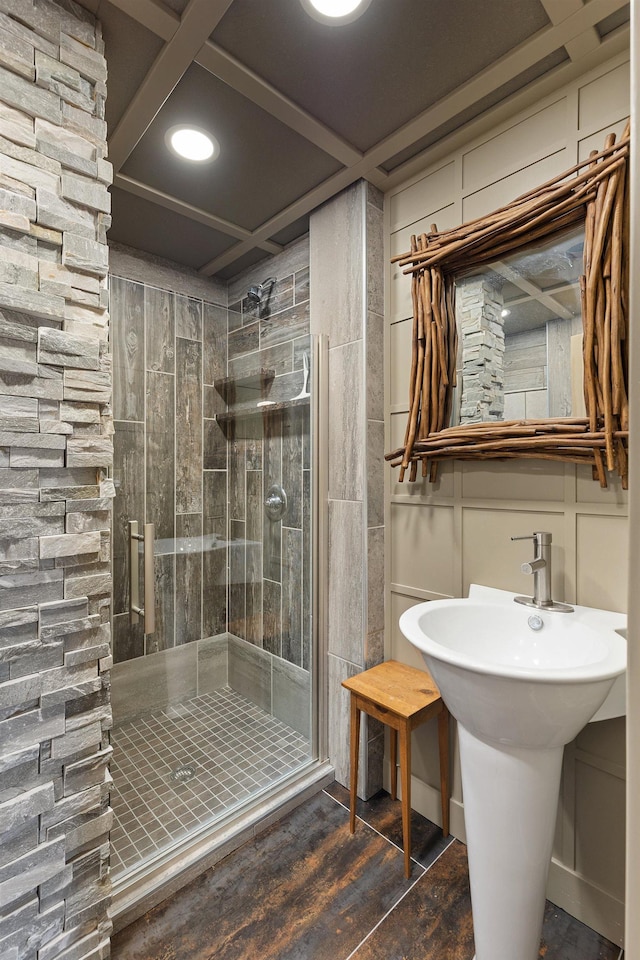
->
{"left": 384, "top": 52, "right": 630, "bottom": 945}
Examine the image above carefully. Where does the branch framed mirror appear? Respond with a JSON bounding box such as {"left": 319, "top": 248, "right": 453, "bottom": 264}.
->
{"left": 385, "top": 124, "right": 630, "bottom": 488}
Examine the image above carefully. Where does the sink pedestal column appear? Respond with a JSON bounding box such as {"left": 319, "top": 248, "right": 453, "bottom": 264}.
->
{"left": 458, "top": 725, "right": 564, "bottom": 960}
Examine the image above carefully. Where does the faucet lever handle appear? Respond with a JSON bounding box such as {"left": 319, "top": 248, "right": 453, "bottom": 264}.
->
{"left": 511, "top": 534, "right": 535, "bottom": 542}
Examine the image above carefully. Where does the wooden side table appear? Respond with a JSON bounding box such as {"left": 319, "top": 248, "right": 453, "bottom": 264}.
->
{"left": 342, "top": 659, "right": 450, "bottom": 879}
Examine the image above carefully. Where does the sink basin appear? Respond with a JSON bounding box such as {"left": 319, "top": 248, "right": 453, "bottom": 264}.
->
{"left": 399, "top": 583, "right": 626, "bottom": 748}
{"left": 399, "top": 584, "right": 626, "bottom": 960}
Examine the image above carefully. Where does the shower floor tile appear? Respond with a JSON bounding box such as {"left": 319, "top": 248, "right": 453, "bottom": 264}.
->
{"left": 110, "top": 686, "right": 310, "bottom": 876}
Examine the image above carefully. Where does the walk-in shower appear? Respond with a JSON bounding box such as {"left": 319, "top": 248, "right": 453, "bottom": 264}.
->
{"left": 109, "top": 262, "right": 326, "bottom": 915}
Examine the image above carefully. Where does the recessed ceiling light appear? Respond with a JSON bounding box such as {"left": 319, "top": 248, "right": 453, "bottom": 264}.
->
{"left": 165, "top": 125, "right": 219, "bottom": 163}
{"left": 501, "top": 309, "right": 511, "bottom": 318}
{"left": 300, "top": 0, "right": 372, "bottom": 25}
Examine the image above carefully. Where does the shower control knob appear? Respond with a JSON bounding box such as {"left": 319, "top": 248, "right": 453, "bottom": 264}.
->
{"left": 264, "top": 483, "right": 287, "bottom": 521}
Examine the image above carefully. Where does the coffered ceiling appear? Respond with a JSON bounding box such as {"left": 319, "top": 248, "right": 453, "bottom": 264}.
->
{"left": 76, "top": 0, "right": 630, "bottom": 280}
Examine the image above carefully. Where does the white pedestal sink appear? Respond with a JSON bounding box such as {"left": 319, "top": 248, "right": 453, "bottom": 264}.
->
{"left": 399, "top": 584, "right": 626, "bottom": 960}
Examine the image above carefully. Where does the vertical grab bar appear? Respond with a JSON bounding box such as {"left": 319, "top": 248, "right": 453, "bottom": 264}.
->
{"left": 129, "top": 520, "right": 156, "bottom": 635}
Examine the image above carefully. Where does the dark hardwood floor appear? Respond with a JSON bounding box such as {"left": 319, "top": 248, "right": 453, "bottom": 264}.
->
{"left": 112, "top": 783, "right": 623, "bottom": 960}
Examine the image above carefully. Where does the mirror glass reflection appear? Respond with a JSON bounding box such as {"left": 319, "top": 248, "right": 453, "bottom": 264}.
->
{"left": 452, "top": 223, "right": 585, "bottom": 425}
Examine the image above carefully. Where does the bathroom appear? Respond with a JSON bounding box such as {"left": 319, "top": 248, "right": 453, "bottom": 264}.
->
{"left": 0, "top": 0, "right": 637, "bottom": 958}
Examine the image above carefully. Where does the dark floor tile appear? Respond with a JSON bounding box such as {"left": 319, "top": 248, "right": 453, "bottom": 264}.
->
{"left": 111, "top": 791, "right": 417, "bottom": 960}
{"left": 352, "top": 839, "right": 474, "bottom": 960}
{"left": 325, "top": 781, "right": 450, "bottom": 869}
{"left": 540, "top": 902, "right": 621, "bottom": 959}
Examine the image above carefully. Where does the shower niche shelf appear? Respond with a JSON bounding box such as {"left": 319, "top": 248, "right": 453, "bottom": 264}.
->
{"left": 215, "top": 395, "right": 310, "bottom": 438}
{"left": 213, "top": 368, "right": 275, "bottom": 404}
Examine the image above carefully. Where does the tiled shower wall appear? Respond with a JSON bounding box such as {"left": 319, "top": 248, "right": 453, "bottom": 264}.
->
{"left": 310, "top": 182, "right": 385, "bottom": 798}
{"left": 226, "top": 238, "right": 312, "bottom": 672}
{"left": 110, "top": 275, "right": 228, "bottom": 663}
{"left": 109, "top": 240, "right": 313, "bottom": 738}
{"left": 0, "top": 2, "right": 114, "bottom": 959}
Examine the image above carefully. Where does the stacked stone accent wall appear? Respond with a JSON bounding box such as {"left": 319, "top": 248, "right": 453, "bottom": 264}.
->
{"left": 0, "top": 2, "right": 113, "bottom": 959}
{"left": 456, "top": 275, "right": 505, "bottom": 423}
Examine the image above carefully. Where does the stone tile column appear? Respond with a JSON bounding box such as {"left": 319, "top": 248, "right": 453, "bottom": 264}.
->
{"left": 0, "top": 2, "right": 113, "bottom": 958}
{"left": 310, "top": 181, "right": 385, "bottom": 798}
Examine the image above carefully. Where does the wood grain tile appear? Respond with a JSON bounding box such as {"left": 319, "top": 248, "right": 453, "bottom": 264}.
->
{"left": 175, "top": 513, "right": 202, "bottom": 645}
{"left": 146, "top": 371, "right": 175, "bottom": 541}
{"left": 325, "top": 781, "right": 450, "bottom": 870}
{"left": 176, "top": 338, "right": 203, "bottom": 514}
{"left": 111, "top": 784, "right": 623, "bottom": 960}
{"left": 540, "top": 902, "right": 621, "bottom": 959}
{"left": 353, "top": 839, "right": 474, "bottom": 960}
{"left": 145, "top": 285, "right": 174, "bottom": 374}
{"left": 111, "top": 790, "right": 415, "bottom": 960}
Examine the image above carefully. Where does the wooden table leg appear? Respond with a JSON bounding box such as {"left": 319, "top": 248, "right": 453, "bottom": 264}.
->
{"left": 438, "top": 705, "right": 450, "bottom": 837}
{"left": 389, "top": 726, "right": 397, "bottom": 801}
{"left": 349, "top": 695, "right": 360, "bottom": 834}
{"left": 399, "top": 721, "right": 412, "bottom": 879}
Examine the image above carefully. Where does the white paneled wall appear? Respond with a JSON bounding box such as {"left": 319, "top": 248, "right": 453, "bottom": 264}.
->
{"left": 385, "top": 52, "right": 630, "bottom": 945}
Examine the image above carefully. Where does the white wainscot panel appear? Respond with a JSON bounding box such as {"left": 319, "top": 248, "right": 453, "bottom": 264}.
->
{"left": 575, "top": 464, "right": 628, "bottom": 507}
{"left": 389, "top": 318, "right": 412, "bottom": 409}
{"left": 579, "top": 117, "right": 629, "bottom": 161}
{"left": 462, "top": 149, "right": 569, "bottom": 223}
{"left": 578, "top": 60, "right": 630, "bottom": 135}
{"left": 389, "top": 161, "right": 457, "bottom": 233}
{"left": 461, "top": 458, "right": 565, "bottom": 502}
{"left": 576, "top": 514, "right": 628, "bottom": 612}
{"left": 462, "top": 97, "right": 568, "bottom": 195}
{"left": 461, "top": 507, "right": 566, "bottom": 597}
{"left": 390, "top": 502, "right": 456, "bottom": 597}
{"left": 574, "top": 760, "right": 625, "bottom": 901}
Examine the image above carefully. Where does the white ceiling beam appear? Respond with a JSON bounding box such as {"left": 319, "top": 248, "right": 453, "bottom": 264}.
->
{"left": 539, "top": 0, "right": 584, "bottom": 26}
{"left": 108, "top": 0, "right": 236, "bottom": 173}
{"left": 195, "top": 42, "right": 363, "bottom": 169}
{"left": 102, "top": 0, "right": 179, "bottom": 41}
{"left": 198, "top": 162, "right": 379, "bottom": 275}
{"left": 103, "top": 0, "right": 374, "bottom": 172}
{"left": 114, "top": 174, "right": 283, "bottom": 254}
{"left": 565, "top": 27, "right": 603, "bottom": 61}
{"left": 381, "top": 29, "right": 628, "bottom": 190}
{"left": 360, "top": 0, "right": 627, "bottom": 172}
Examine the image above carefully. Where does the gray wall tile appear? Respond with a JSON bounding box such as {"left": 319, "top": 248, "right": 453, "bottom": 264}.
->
{"left": 281, "top": 526, "right": 302, "bottom": 666}
{"left": 176, "top": 338, "right": 202, "bottom": 514}
{"left": 273, "top": 657, "right": 311, "bottom": 739}
{"left": 175, "top": 513, "right": 202, "bottom": 646}
{"left": 113, "top": 420, "right": 144, "bottom": 613}
{"left": 328, "top": 341, "right": 364, "bottom": 503}
{"left": 146, "top": 552, "right": 175, "bottom": 655}
{"left": 203, "top": 301, "right": 227, "bottom": 386}
{"left": 145, "top": 285, "right": 175, "bottom": 375}
{"left": 309, "top": 182, "right": 365, "bottom": 346}
{"left": 366, "top": 419, "right": 385, "bottom": 529}
{"left": 227, "top": 635, "right": 271, "bottom": 713}
{"left": 263, "top": 578, "right": 281, "bottom": 657}
{"left": 146, "top": 372, "right": 175, "bottom": 542}
{"left": 197, "top": 635, "right": 228, "bottom": 694}
{"left": 111, "top": 276, "right": 144, "bottom": 421}
{"left": 328, "top": 499, "right": 364, "bottom": 666}
{"left": 110, "top": 644, "right": 198, "bottom": 724}
{"left": 175, "top": 295, "right": 202, "bottom": 341}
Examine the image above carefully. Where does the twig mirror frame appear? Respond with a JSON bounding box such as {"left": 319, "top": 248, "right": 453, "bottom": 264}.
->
{"left": 386, "top": 123, "right": 630, "bottom": 488}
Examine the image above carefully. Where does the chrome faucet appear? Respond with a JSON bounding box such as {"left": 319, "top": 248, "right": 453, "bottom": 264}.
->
{"left": 511, "top": 531, "right": 573, "bottom": 613}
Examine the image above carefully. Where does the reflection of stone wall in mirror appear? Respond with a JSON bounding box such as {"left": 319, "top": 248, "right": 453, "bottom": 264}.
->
{"left": 452, "top": 224, "right": 585, "bottom": 426}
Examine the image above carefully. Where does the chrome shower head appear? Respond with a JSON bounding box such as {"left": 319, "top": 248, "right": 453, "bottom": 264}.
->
{"left": 247, "top": 277, "right": 276, "bottom": 305}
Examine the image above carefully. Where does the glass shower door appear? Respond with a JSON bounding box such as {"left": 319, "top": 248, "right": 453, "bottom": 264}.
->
{"left": 109, "top": 274, "right": 317, "bottom": 887}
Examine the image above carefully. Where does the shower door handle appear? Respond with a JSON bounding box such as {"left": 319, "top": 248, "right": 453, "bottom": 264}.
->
{"left": 129, "top": 520, "right": 156, "bottom": 636}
